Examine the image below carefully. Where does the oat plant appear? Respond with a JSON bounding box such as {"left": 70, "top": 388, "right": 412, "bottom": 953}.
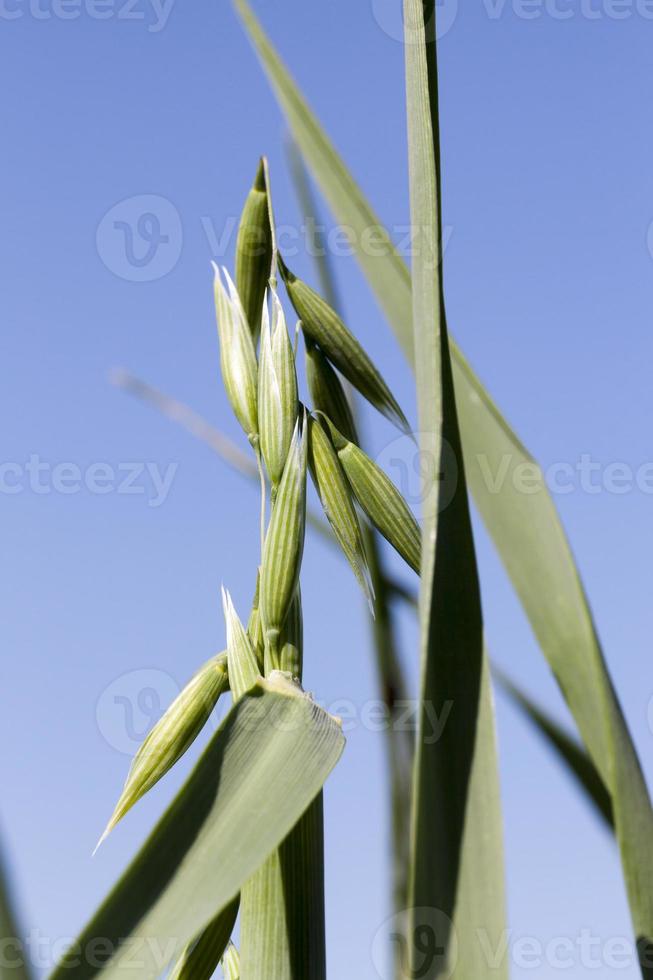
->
{"left": 33, "top": 2, "right": 653, "bottom": 979}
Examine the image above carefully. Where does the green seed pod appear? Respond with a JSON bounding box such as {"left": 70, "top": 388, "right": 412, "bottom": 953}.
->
{"left": 168, "top": 900, "right": 239, "bottom": 980}
{"left": 97, "top": 653, "right": 229, "bottom": 849}
{"left": 222, "top": 942, "right": 241, "bottom": 980}
{"left": 278, "top": 586, "right": 303, "bottom": 678}
{"left": 323, "top": 417, "right": 421, "bottom": 575}
{"left": 260, "top": 420, "right": 307, "bottom": 658}
{"left": 213, "top": 264, "right": 259, "bottom": 445}
{"left": 307, "top": 414, "right": 373, "bottom": 607}
{"left": 235, "top": 159, "right": 273, "bottom": 345}
{"left": 304, "top": 333, "right": 358, "bottom": 444}
{"left": 223, "top": 587, "right": 260, "bottom": 702}
{"left": 280, "top": 257, "right": 410, "bottom": 434}
{"left": 258, "top": 289, "right": 299, "bottom": 487}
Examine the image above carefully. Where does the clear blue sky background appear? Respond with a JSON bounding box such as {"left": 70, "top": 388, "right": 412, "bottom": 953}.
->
{"left": 2, "top": 1, "right": 652, "bottom": 977}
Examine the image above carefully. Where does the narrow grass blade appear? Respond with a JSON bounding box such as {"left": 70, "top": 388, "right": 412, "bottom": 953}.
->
{"left": 495, "top": 668, "right": 613, "bottom": 831}
{"left": 98, "top": 653, "right": 229, "bottom": 847}
{"left": 235, "top": 158, "right": 273, "bottom": 344}
{"left": 0, "top": 849, "right": 31, "bottom": 980}
{"left": 235, "top": 4, "right": 653, "bottom": 963}
{"left": 168, "top": 899, "right": 239, "bottom": 980}
{"left": 324, "top": 418, "right": 420, "bottom": 575}
{"left": 280, "top": 257, "right": 410, "bottom": 435}
{"left": 49, "top": 678, "right": 344, "bottom": 980}
{"left": 404, "top": 3, "right": 506, "bottom": 977}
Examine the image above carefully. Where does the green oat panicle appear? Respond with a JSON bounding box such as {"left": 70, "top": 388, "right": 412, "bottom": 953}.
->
{"left": 96, "top": 653, "right": 229, "bottom": 850}
{"left": 304, "top": 333, "right": 359, "bottom": 444}
{"left": 279, "top": 256, "right": 410, "bottom": 435}
{"left": 235, "top": 158, "right": 273, "bottom": 345}
{"left": 222, "top": 587, "right": 260, "bottom": 702}
{"left": 221, "top": 942, "right": 241, "bottom": 980}
{"left": 307, "top": 413, "right": 374, "bottom": 608}
{"left": 258, "top": 288, "right": 299, "bottom": 487}
{"left": 260, "top": 417, "right": 308, "bottom": 662}
{"left": 322, "top": 415, "right": 421, "bottom": 575}
{"left": 213, "top": 263, "right": 259, "bottom": 445}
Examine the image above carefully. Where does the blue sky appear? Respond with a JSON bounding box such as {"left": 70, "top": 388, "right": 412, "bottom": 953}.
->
{"left": 1, "top": 1, "right": 652, "bottom": 977}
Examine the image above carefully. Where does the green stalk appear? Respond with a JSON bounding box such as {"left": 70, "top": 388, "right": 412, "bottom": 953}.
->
{"left": 239, "top": 586, "right": 327, "bottom": 978}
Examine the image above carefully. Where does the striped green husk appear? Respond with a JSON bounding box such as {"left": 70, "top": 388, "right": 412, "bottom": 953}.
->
{"left": 278, "top": 586, "right": 303, "bottom": 678}
{"left": 304, "top": 334, "right": 358, "bottom": 444}
{"left": 98, "top": 652, "right": 229, "bottom": 845}
{"left": 168, "top": 898, "right": 239, "bottom": 980}
{"left": 307, "top": 414, "right": 373, "bottom": 606}
{"left": 223, "top": 588, "right": 260, "bottom": 701}
{"left": 246, "top": 569, "right": 265, "bottom": 671}
{"left": 221, "top": 942, "right": 241, "bottom": 979}
{"left": 235, "top": 159, "right": 273, "bottom": 344}
{"left": 259, "top": 290, "right": 299, "bottom": 487}
{"left": 279, "top": 257, "right": 410, "bottom": 435}
{"left": 260, "top": 420, "right": 308, "bottom": 654}
{"left": 213, "top": 265, "right": 259, "bottom": 444}
{"left": 324, "top": 418, "right": 421, "bottom": 574}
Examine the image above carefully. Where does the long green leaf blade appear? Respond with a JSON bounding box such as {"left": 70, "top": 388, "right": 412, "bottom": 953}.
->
{"left": 49, "top": 678, "right": 344, "bottom": 980}
{"left": 234, "top": 4, "right": 653, "bottom": 967}
{"left": 404, "top": 3, "right": 506, "bottom": 977}
{"left": 495, "top": 668, "right": 613, "bottom": 831}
